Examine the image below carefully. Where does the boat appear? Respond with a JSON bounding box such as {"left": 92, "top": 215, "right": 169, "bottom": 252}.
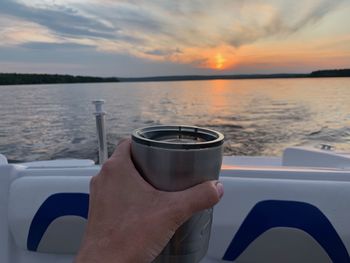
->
{"left": 1, "top": 102, "right": 350, "bottom": 263}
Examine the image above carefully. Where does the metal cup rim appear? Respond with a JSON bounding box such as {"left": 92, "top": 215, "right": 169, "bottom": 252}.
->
{"left": 131, "top": 125, "right": 224, "bottom": 150}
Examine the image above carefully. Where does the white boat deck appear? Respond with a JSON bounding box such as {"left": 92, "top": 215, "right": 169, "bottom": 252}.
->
{"left": 2, "top": 146, "right": 350, "bottom": 262}
{"left": 223, "top": 155, "right": 282, "bottom": 167}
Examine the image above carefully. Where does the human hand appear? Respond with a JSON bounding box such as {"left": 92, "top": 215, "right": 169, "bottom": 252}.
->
{"left": 75, "top": 139, "right": 223, "bottom": 263}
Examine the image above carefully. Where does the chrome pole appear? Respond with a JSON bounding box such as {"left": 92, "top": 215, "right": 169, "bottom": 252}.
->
{"left": 92, "top": 100, "right": 108, "bottom": 164}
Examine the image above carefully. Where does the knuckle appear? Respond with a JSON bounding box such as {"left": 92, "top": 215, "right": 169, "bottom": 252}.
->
{"left": 100, "top": 159, "right": 116, "bottom": 174}
{"left": 89, "top": 175, "right": 99, "bottom": 191}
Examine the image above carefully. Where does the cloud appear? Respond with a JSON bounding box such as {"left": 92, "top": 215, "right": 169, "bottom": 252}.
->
{"left": 0, "top": 0, "right": 117, "bottom": 39}
{"left": 0, "top": 0, "right": 348, "bottom": 74}
{"left": 0, "top": 15, "right": 61, "bottom": 46}
{"left": 87, "top": 0, "right": 346, "bottom": 47}
{"left": 0, "top": 44, "right": 208, "bottom": 77}
{"left": 145, "top": 48, "right": 182, "bottom": 57}
{"left": 1, "top": 0, "right": 345, "bottom": 49}
{"left": 20, "top": 42, "right": 95, "bottom": 50}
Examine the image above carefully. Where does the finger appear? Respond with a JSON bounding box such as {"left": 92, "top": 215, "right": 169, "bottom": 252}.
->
{"left": 170, "top": 180, "right": 224, "bottom": 221}
{"left": 111, "top": 138, "right": 132, "bottom": 160}
{"left": 108, "top": 138, "right": 155, "bottom": 190}
{"left": 117, "top": 137, "right": 130, "bottom": 146}
{"left": 99, "top": 138, "right": 134, "bottom": 177}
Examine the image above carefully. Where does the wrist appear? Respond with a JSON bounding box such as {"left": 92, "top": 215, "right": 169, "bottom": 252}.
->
{"left": 75, "top": 237, "right": 127, "bottom": 263}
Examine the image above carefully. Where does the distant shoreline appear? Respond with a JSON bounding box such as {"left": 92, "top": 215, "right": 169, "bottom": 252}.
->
{"left": 1, "top": 69, "right": 350, "bottom": 85}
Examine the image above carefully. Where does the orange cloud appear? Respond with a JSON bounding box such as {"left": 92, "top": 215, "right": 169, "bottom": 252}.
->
{"left": 158, "top": 45, "right": 238, "bottom": 71}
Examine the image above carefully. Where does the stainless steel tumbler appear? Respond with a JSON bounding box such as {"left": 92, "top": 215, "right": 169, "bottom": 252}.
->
{"left": 131, "top": 125, "right": 224, "bottom": 263}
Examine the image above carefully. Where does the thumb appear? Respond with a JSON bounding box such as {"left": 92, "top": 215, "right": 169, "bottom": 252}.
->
{"left": 170, "top": 180, "right": 224, "bottom": 222}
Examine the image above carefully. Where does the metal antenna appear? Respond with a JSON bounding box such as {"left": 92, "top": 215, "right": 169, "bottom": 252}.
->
{"left": 92, "top": 100, "right": 108, "bottom": 164}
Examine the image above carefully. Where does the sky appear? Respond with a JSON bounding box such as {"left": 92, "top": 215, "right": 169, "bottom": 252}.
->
{"left": 0, "top": 0, "right": 350, "bottom": 77}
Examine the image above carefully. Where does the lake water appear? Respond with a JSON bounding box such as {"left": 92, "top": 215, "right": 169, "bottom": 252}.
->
{"left": 0, "top": 78, "right": 350, "bottom": 162}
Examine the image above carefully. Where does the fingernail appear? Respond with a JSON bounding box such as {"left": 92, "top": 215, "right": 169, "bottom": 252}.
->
{"left": 215, "top": 181, "right": 224, "bottom": 198}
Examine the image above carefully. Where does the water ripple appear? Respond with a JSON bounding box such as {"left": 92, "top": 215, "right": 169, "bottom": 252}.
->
{"left": 1, "top": 78, "right": 350, "bottom": 162}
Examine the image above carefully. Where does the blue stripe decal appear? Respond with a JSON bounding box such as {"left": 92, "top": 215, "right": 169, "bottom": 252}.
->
{"left": 223, "top": 200, "right": 350, "bottom": 262}
{"left": 27, "top": 193, "right": 89, "bottom": 251}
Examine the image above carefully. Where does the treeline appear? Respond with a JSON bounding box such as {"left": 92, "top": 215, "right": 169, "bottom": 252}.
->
{"left": 120, "top": 69, "right": 350, "bottom": 82}
{"left": 310, "top": 69, "right": 350, "bottom": 77}
{"left": 0, "top": 73, "right": 119, "bottom": 85}
{"left": 1, "top": 69, "right": 349, "bottom": 85}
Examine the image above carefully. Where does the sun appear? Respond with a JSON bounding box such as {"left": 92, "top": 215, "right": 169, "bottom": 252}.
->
{"left": 215, "top": 53, "right": 226, "bottom": 70}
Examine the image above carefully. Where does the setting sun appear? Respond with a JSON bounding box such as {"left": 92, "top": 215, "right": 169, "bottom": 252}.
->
{"left": 215, "top": 53, "right": 226, "bottom": 70}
